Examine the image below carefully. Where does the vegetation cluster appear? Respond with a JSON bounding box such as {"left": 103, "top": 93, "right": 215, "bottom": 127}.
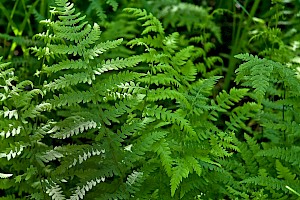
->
{"left": 1, "top": 0, "right": 300, "bottom": 199}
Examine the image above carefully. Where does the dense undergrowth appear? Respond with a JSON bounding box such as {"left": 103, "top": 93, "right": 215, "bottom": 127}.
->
{"left": 1, "top": 0, "right": 300, "bottom": 199}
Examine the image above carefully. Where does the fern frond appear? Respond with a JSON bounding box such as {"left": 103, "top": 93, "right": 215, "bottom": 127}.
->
{"left": 244, "top": 133, "right": 262, "bottom": 157}
{"left": 93, "top": 71, "right": 144, "bottom": 93}
{"left": 117, "top": 118, "right": 151, "bottom": 140}
{"left": 0, "top": 173, "right": 13, "bottom": 179}
{"left": 47, "top": 38, "right": 122, "bottom": 60}
{"left": 37, "top": 149, "right": 64, "bottom": 163}
{"left": 140, "top": 73, "right": 181, "bottom": 87}
{"left": 97, "top": 171, "right": 144, "bottom": 200}
{"left": 48, "top": 117, "right": 98, "bottom": 139}
{"left": 52, "top": 144, "right": 105, "bottom": 174}
{"left": 0, "top": 125, "right": 22, "bottom": 138}
{"left": 127, "top": 35, "right": 164, "bottom": 48}
{"left": 126, "top": 171, "right": 144, "bottom": 194}
{"left": 44, "top": 179, "right": 66, "bottom": 200}
{"left": 87, "top": 0, "right": 106, "bottom": 21}
{"left": 53, "top": 22, "right": 93, "bottom": 43}
{"left": 83, "top": 38, "right": 123, "bottom": 60}
{"left": 179, "top": 60, "right": 198, "bottom": 82}
{"left": 111, "top": 81, "right": 142, "bottom": 96}
{"left": 225, "top": 102, "right": 262, "bottom": 132}
{"left": 39, "top": 0, "right": 124, "bottom": 63}
{"left": 144, "top": 105, "right": 198, "bottom": 138}
{"left": 257, "top": 146, "right": 300, "bottom": 166}
{"left": 210, "top": 132, "right": 239, "bottom": 158}
{"left": 21, "top": 103, "right": 52, "bottom": 120}
{"left": 212, "top": 88, "right": 249, "bottom": 112}
{"left": 186, "top": 76, "right": 221, "bottom": 115}
{"left": 170, "top": 159, "right": 190, "bottom": 197}
{"left": 146, "top": 88, "right": 190, "bottom": 108}
{"left": 172, "top": 46, "right": 195, "bottom": 66}
{"left": 162, "top": 32, "right": 179, "bottom": 53}
{"left": 234, "top": 138, "right": 260, "bottom": 175}
{"left": 67, "top": 146, "right": 105, "bottom": 169}
{"left": 93, "top": 56, "right": 142, "bottom": 75}
{"left": 190, "top": 76, "right": 221, "bottom": 97}
{"left": 69, "top": 177, "right": 106, "bottom": 200}
{"left": 106, "top": 0, "right": 118, "bottom": 11}
{"left": 87, "top": 0, "right": 118, "bottom": 21}
{"left": 235, "top": 54, "right": 275, "bottom": 103}
{"left": 178, "top": 174, "right": 208, "bottom": 199}
{"left": 241, "top": 176, "right": 287, "bottom": 191}
{"left": 48, "top": 91, "right": 95, "bottom": 108}
{"left": 124, "top": 8, "right": 164, "bottom": 35}
{"left": 210, "top": 88, "right": 249, "bottom": 120}
{"left": 52, "top": 0, "right": 81, "bottom": 20}
{"left": 0, "top": 57, "right": 11, "bottom": 69}
{"left": 158, "top": 2, "right": 221, "bottom": 41}
{"left": 276, "top": 160, "right": 296, "bottom": 182}
{"left": 43, "top": 59, "right": 88, "bottom": 74}
{"left": 33, "top": 32, "right": 63, "bottom": 44}
{"left": 128, "top": 131, "right": 168, "bottom": 163}
{"left": 0, "top": 143, "right": 26, "bottom": 161}
{"left": 44, "top": 71, "right": 95, "bottom": 91}
{"left": 152, "top": 139, "right": 173, "bottom": 176}
{"left": 11, "top": 89, "right": 43, "bottom": 109}
{"left": 0, "top": 107, "right": 18, "bottom": 120}
{"left": 100, "top": 96, "right": 143, "bottom": 125}
{"left": 226, "top": 186, "right": 250, "bottom": 199}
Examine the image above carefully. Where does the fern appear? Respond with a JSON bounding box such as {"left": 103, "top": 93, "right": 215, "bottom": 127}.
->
{"left": 144, "top": 105, "right": 197, "bottom": 138}
{"left": 155, "top": 2, "right": 221, "bottom": 42}
{"left": 0, "top": 55, "right": 54, "bottom": 197}
{"left": 257, "top": 146, "right": 300, "bottom": 166}
{"left": 124, "top": 8, "right": 164, "bottom": 35}
{"left": 0, "top": 173, "right": 13, "bottom": 179}
{"left": 49, "top": 118, "right": 98, "bottom": 139}
{"left": 235, "top": 54, "right": 275, "bottom": 103}
{"left": 86, "top": 0, "right": 119, "bottom": 22}
{"left": 120, "top": 8, "right": 244, "bottom": 199}
{"left": 209, "top": 88, "right": 249, "bottom": 120}
{"left": 1, "top": 0, "right": 146, "bottom": 198}
{"left": 220, "top": 38, "right": 300, "bottom": 198}
{"left": 44, "top": 179, "right": 66, "bottom": 200}
{"left": 4, "top": 1, "right": 299, "bottom": 199}
{"left": 68, "top": 177, "right": 106, "bottom": 200}
{"left": 276, "top": 160, "right": 297, "bottom": 182}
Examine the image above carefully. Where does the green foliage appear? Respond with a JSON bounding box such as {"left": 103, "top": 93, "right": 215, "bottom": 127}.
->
{"left": 1, "top": 0, "right": 300, "bottom": 199}
{"left": 86, "top": 0, "right": 119, "bottom": 21}
{"left": 218, "top": 50, "right": 300, "bottom": 199}
{"left": 0, "top": 1, "right": 242, "bottom": 198}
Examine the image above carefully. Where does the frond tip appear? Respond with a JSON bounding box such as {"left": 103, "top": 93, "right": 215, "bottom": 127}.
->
{"left": 124, "top": 8, "right": 164, "bottom": 35}
{"left": 69, "top": 177, "right": 106, "bottom": 200}
{"left": 0, "top": 173, "right": 13, "bottom": 179}
{"left": 49, "top": 119, "right": 98, "bottom": 139}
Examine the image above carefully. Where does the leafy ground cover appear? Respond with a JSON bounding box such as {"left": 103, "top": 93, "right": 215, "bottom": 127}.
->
{"left": 1, "top": 0, "right": 300, "bottom": 199}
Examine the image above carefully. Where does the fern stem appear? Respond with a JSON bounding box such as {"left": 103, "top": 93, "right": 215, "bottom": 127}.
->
{"left": 144, "top": 43, "right": 153, "bottom": 107}
{"left": 6, "top": 0, "right": 19, "bottom": 34}
{"left": 282, "top": 88, "right": 286, "bottom": 122}
{"left": 107, "top": 129, "right": 126, "bottom": 181}
{"left": 282, "top": 87, "right": 286, "bottom": 142}
{"left": 21, "top": 0, "right": 33, "bottom": 36}
{"left": 286, "top": 186, "right": 300, "bottom": 197}
{"left": 39, "top": 0, "right": 46, "bottom": 33}
{"left": 1, "top": 0, "right": 19, "bottom": 58}
{"left": 223, "top": 0, "right": 261, "bottom": 91}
